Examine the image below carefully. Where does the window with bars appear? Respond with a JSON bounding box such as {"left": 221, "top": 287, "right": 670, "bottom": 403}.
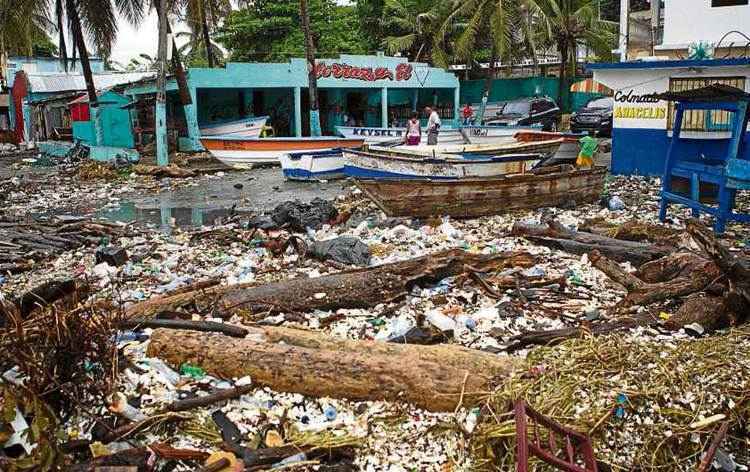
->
{"left": 667, "top": 77, "right": 746, "bottom": 131}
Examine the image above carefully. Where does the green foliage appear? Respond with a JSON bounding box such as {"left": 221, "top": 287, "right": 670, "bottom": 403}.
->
{"left": 216, "top": 0, "right": 369, "bottom": 62}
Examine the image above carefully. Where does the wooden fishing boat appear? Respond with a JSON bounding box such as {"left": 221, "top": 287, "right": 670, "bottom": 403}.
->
{"left": 336, "top": 125, "right": 535, "bottom": 145}
{"left": 342, "top": 149, "right": 542, "bottom": 179}
{"left": 279, "top": 150, "right": 346, "bottom": 181}
{"left": 199, "top": 136, "right": 365, "bottom": 168}
{"left": 514, "top": 131, "right": 583, "bottom": 165}
{"left": 368, "top": 138, "right": 563, "bottom": 159}
{"left": 354, "top": 165, "right": 608, "bottom": 218}
{"left": 199, "top": 116, "right": 269, "bottom": 138}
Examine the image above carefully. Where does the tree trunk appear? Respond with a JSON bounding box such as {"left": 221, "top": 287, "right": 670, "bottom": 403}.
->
{"left": 67, "top": 2, "right": 97, "bottom": 105}
{"left": 299, "top": 0, "right": 321, "bottom": 136}
{"left": 125, "top": 250, "right": 535, "bottom": 319}
{"left": 477, "top": 45, "right": 497, "bottom": 125}
{"left": 147, "top": 325, "right": 522, "bottom": 412}
{"left": 201, "top": 6, "right": 215, "bottom": 68}
{"left": 154, "top": 0, "right": 191, "bottom": 106}
{"left": 155, "top": 0, "right": 169, "bottom": 165}
{"left": 557, "top": 40, "right": 567, "bottom": 112}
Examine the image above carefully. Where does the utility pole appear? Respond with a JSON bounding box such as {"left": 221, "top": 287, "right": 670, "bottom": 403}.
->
{"left": 155, "top": 0, "right": 168, "bottom": 166}
{"left": 300, "top": 0, "right": 321, "bottom": 137}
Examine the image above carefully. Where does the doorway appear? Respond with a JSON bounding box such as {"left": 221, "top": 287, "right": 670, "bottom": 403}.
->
{"left": 345, "top": 92, "right": 367, "bottom": 126}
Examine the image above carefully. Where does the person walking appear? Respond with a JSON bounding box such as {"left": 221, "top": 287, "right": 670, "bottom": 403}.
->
{"left": 404, "top": 112, "right": 421, "bottom": 145}
{"left": 576, "top": 131, "right": 599, "bottom": 169}
{"left": 462, "top": 104, "right": 474, "bottom": 125}
{"left": 425, "top": 106, "right": 441, "bottom": 145}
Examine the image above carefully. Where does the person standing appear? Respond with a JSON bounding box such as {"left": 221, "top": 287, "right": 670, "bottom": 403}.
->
{"left": 425, "top": 106, "right": 441, "bottom": 145}
{"left": 462, "top": 104, "right": 474, "bottom": 125}
{"left": 404, "top": 112, "right": 421, "bottom": 145}
{"left": 576, "top": 131, "right": 599, "bottom": 169}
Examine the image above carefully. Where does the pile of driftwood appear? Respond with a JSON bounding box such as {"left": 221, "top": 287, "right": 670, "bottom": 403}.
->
{"left": 0, "top": 216, "right": 121, "bottom": 273}
{"left": 509, "top": 219, "right": 750, "bottom": 350}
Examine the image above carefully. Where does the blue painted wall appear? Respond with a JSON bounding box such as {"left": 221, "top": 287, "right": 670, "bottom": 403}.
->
{"left": 459, "top": 77, "right": 602, "bottom": 113}
{"left": 612, "top": 128, "right": 750, "bottom": 176}
{"left": 72, "top": 91, "right": 134, "bottom": 148}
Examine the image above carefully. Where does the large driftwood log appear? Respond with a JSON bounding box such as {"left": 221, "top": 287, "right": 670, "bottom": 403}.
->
{"left": 579, "top": 218, "right": 682, "bottom": 245}
{"left": 511, "top": 220, "right": 669, "bottom": 265}
{"left": 589, "top": 250, "right": 721, "bottom": 310}
{"left": 147, "top": 325, "right": 522, "bottom": 412}
{"left": 127, "top": 249, "right": 535, "bottom": 319}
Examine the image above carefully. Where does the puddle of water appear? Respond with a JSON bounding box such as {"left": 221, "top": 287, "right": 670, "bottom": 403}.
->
{"left": 95, "top": 202, "right": 250, "bottom": 232}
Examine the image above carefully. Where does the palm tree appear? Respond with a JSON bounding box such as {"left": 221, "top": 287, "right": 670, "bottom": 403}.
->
{"left": 176, "top": 0, "right": 230, "bottom": 68}
{"left": 175, "top": 29, "right": 224, "bottom": 67}
{"left": 526, "top": 0, "right": 615, "bottom": 109}
{"left": 437, "top": 0, "right": 536, "bottom": 121}
{"left": 381, "top": 0, "right": 449, "bottom": 64}
{"left": 0, "top": 0, "right": 55, "bottom": 58}
{"left": 299, "top": 0, "right": 321, "bottom": 136}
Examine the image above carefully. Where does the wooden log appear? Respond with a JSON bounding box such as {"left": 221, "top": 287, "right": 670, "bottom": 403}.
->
{"left": 163, "top": 384, "right": 254, "bottom": 412}
{"left": 589, "top": 250, "right": 721, "bottom": 309}
{"left": 126, "top": 249, "right": 535, "bottom": 319}
{"left": 147, "top": 325, "right": 522, "bottom": 412}
{"left": 635, "top": 252, "right": 715, "bottom": 283}
{"left": 579, "top": 218, "right": 682, "bottom": 245}
{"left": 506, "top": 313, "right": 654, "bottom": 350}
{"left": 512, "top": 220, "right": 670, "bottom": 265}
{"left": 664, "top": 294, "right": 730, "bottom": 332}
{"left": 120, "top": 318, "right": 248, "bottom": 338}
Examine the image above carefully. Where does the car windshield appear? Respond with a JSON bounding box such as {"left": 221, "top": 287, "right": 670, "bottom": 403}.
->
{"left": 585, "top": 97, "right": 614, "bottom": 110}
{"left": 501, "top": 100, "right": 531, "bottom": 115}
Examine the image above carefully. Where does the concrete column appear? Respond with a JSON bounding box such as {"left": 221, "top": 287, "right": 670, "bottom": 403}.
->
{"left": 183, "top": 86, "right": 202, "bottom": 151}
{"left": 155, "top": 100, "right": 168, "bottom": 166}
{"left": 412, "top": 89, "right": 418, "bottom": 112}
{"left": 454, "top": 86, "right": 460, "bottom": 127}
{"left": 293, "top": 87, "right": 302, "bottom": 137}
{"left": 619, "top": 0, "right": 630, "bottom": 62}
{"left": 381, "top": 87, "right": 388, "bottom": 128}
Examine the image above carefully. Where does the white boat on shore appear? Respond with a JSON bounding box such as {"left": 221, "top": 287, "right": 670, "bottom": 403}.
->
{"left": 368, "top": 138, "right": 563, "bottom": 158}
{"left": 199, "top": 116, "right": 269, "bottom": 138}
{"left": 336, "top": 124, "right": 540, "bottom": 145}
{"left": 200, "top": 136, "right": 365, "bottom": 168}
{"left": 343, "top": 149, "right": 542, "bottom": 180}
{"left": 279, "top": 150, "right": 346, "bottom": 181}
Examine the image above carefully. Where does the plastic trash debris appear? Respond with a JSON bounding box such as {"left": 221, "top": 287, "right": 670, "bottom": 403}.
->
{"left": 308, "top": 236, "right": 371, "bottom": 266}
{"left": 212, "top": 410, "right": 243, "bottom": 444}
{"left": 143, "top": 358, "right": 180, "bottom": 386}
{"left": 95, "top": 245, "right": 128, "bottom": 266}
{"left": 684, "top": 323, "right": 705, "bottom": 336}
{"left": 456, "top": 314, "right": 477, "bottom": 331}
{"left": 463, "top": 408, "right": 480, "bottom": 434}
{"left": 439, "top": 217, "right": 463, "bottom": 240}
{"left": 375, "top": 315, "right": 414, "bottom": 341}
{"left": 425, "top": 309, "right": 457, "bottom": 332}
{"left": 615, "top": 393, "right": 628, "bottom": 419}
{"left": 584, "top": 308, "right": 600, "bottom": 321}
{"left": 273, "top": 452, "right": 307, "bottom": 468}
{"left": 608, "top": 195, "right": 625, "bottom": 211}
{"left": 3, "top": 407, "right": 33, "bottom": 454}
{"left": 109, "top": 392, "right": 147, "bottom": 422}
{"left": 271, "top": 198, "right": 337, "bottom": 232}
{"left": 388, "top": 326, "right": 444, "bottom": 345}
{"left": 522, "top": 266, "right": 546, "bottom": 278}
{"left": 324, "top": 405, "right": 338, "bottom": 421}
{"left": 115, "top": 330, "right": 149, "bottom": 343}
{"left": 247, "top": 215, "right": 277, "bottom": 230}
{"left": 711, "top": 448, "right": 737, "bottom": 472}
{"left": 180, "top": 363, "right": 206, "bottom": 379}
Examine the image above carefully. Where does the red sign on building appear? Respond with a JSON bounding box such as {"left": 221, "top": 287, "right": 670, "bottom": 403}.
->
{"left": 314, "top": 63, "right": 413, "bottom": 82}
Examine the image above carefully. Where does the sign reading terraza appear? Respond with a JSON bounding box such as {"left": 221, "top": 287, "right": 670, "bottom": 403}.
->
{"left": 314, "top": 63, "right": 413, "bottom": 82}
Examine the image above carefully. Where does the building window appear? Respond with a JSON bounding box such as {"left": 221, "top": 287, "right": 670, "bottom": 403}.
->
{"left": 712, "top": 0, "right": 748, "bottom": 6}
{"left": 667, "top": 77, "right": 746, "bottom": 131}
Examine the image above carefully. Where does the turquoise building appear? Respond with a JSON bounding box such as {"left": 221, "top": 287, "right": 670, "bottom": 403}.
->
{"left": 122, "top": 54, "right": 461, "bottom": 152}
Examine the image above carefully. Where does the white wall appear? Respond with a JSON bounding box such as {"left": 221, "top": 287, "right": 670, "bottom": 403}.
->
{"left": 662, "top": 0, "right": 750, "bottom": 48}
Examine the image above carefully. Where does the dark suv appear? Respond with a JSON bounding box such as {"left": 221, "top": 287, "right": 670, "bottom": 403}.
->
{"left": 484, "top": 97, "right": 562, "bottom": 131}
{"left": 570, "top": 96, "right": 614, "bottom": 136}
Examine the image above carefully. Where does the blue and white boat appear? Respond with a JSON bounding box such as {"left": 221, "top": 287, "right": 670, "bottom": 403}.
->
{"left": 342, "top": 149, "right": 543, "bottom": 180}
{"left": 199, "top": 116, "right": 269, "bottom": 138}
{"left": 336, "top": 124, "right": 540, "bottom": 145}
{"left": 279, "top": 150, "right": 348, "bottom": 181}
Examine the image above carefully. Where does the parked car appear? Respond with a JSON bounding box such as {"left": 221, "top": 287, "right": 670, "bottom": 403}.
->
{"left": 484, "top": 97, "right": 561, "bottom": 131}
{"left": 570, "top": 96, "right": 614, "bottom": 136}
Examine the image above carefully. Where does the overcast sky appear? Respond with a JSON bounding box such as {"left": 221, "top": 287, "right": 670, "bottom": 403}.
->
{"left": 110, "top": 11, "right": 189, "bottom": 66}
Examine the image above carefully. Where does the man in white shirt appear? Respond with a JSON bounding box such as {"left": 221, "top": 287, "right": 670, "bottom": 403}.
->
{"left": 424, "top": 106, "right": 441, "bottom": 145}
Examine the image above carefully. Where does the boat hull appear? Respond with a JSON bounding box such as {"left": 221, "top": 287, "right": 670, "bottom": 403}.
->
{"left": 200, "top": 137, "right": 365, "bottom": 168}
{"left": 368, "top": 138, "right": 563, "bottom": 159}
{"left": 514, "top": 131, "right": 582, "bottom": 165}
{"left": 342, "top": 149, "right": 541, "bottom": 180}
{"left": 199, "top": 116, "right": 269, "bottom": 138}
{"left": 279, "top": 150, "right": 346, "bottom": 181}
{"left": 354, "top": 166, "right": 608, "bottom": 218}
{"left": 335, "top": 125, "right": 537, "bottom": 145}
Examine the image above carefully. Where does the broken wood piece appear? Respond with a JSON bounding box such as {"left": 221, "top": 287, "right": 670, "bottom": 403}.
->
{"left": 635, "top": 252, "right": 715, "bottom": 283}
{"left": 163, "top": 384, "right": 254, "bottom": 413}
{"left": 665, "top": 294, "right": 730, "bottom": 333}
{"left": 149, "top": 442, "right": 210, "bottom": 461}
{"left": 199, "top": 457, "right": 231, "bottom": 472}
{"left": 120, "top": 318, "right": 248, "bottom": 338}
{"left": 68, "top": 447, "right": 151, "bottom": 472}
{"left": 100, "top": 413, "right": 188, "bottom": 444}
{"left": 696, "top": 422, "right": 730, "bottom": 472}
{"left": 147, "top": 325, "right": 522, "bottom": 412}
{"left": 132, "top": 164, "right": 196, "bottom": 178}
{"left": 126, "top": 249, "right": 535, "bottom": 319}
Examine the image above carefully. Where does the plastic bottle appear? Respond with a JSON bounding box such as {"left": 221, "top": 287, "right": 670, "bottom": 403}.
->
{"left": 456, "top": 315, "right": 477, "bottom": 331}
{"left": 145, "top": 358, "right": 180, "bottom": 386}
{"left": 425, "top": 309, "right": 457, "bottom": 332}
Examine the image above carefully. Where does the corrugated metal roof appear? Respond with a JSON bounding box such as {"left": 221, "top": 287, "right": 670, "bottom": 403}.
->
{"left": 26, "top": 71, "right": 155, "bottom": 93}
